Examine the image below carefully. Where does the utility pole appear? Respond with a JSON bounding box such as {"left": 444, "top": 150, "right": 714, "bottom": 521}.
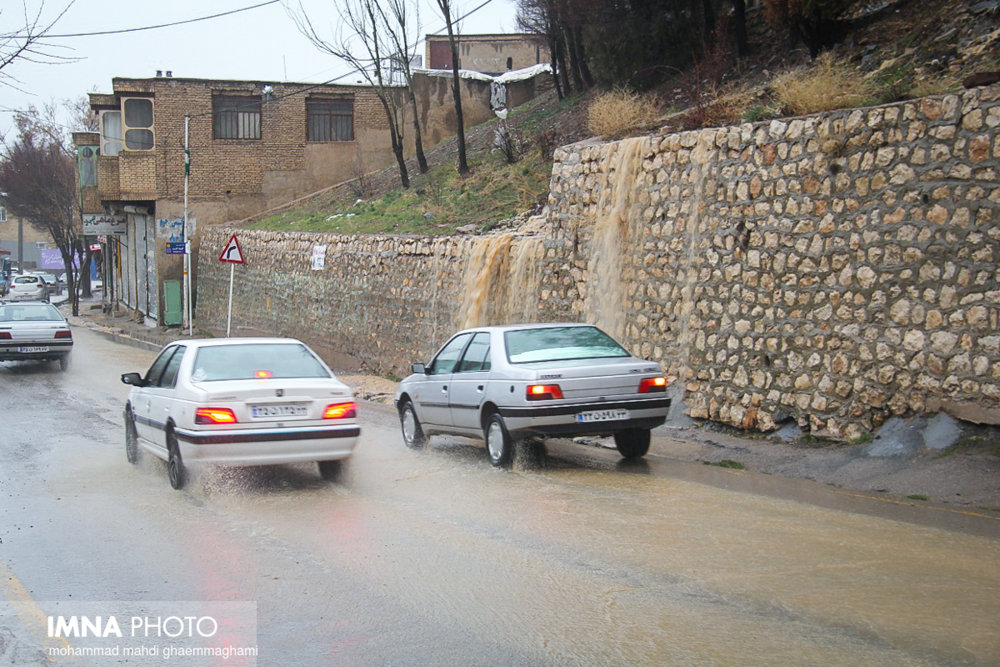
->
{"left": 183, "top": 115, "right": 193, "bottom": 336}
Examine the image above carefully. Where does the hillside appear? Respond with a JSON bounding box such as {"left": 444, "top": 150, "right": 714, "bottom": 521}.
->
{"left": 246, "top": 0, "right": 999, "bottom": 236}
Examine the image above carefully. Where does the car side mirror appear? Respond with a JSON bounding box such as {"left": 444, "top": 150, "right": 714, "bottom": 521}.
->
{"left": 411, "top": 363, "right": 427, "bottom": 375}
{"left": 121, "top": 372, "right": 145, "bottom": 387}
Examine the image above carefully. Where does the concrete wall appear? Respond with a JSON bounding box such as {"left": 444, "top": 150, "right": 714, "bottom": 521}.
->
{"left": 197, "top": 85, "right": 1000, "bottom": 439}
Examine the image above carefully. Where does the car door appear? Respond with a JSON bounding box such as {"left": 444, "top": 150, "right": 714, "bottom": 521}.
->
{"left": 132, "top": 345, "right": 182, "bottom": 447}
{"left": 448, "top": 332, "right": 492, "bottom": 432}
{"left": 413, "top": 332, "right": 472, "bottom": 428}
{"left": 145, "top": 345, "right": 186, "bottom": 449}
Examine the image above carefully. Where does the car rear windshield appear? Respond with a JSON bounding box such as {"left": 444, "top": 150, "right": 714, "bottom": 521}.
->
{"left": 0, "top": 304, "right": 64, "bottom": 322}
{"left": 13, "top": 276, "right": 39, "bottom": 284}
{"left": 190, "top": 343, "right": 331, "bottom": 382}
{"left": 505, "top": 326, "right": 630, "bottom": 364}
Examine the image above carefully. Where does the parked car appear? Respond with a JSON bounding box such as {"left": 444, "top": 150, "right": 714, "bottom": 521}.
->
{"left": 0, "top": 301, "right": 73, "bottom": 370}
{"left": 7, "top": 274, "right": 48, "bottom": 302}
{"left": 394, "top": 323, "right": 671, "bottom": 467}
{"left": 121, "top": 338, "right": 360, "bottom": 489}
{"left": 32, "top": 272, "right": 60, "bottom": 296}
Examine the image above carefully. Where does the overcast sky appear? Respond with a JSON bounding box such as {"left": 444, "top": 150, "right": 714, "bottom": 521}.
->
{"left": 1, "top": 0, "right": 519, "bottom": 142}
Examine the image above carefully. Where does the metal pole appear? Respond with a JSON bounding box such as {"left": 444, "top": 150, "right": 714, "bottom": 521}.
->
{"left": 183, "top": 115, "right": 192, "bottom": 336}
{"left": 226, "top": 262, "right": 234, "bottom": 337}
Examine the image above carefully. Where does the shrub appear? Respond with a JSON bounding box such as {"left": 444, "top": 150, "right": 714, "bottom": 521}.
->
{"left": 772, "top": 53, "right": 869, "bottom": 115}
{"left": 587, "top": 88, "right": 661, "bottom": 138}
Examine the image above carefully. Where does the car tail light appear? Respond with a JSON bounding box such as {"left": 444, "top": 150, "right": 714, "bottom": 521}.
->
{"left": 526, "top": 384, "right": 563, "bottom": 400}
{"left": 0, "top": 332, "right": 10, "bottom": 339}
{"left": 55, "top": 330, "right": 72, "bottom": 339}
{"left": 194, "top": 407, "right": 238, "bottom": 424}
{"left": 638, "top": 376, "right": 667, "bottom": 393}
{"left": 323, "top": 402, "right": 357, "bottom": 419}
{"left": 254, "top": 370, "right": 273, "bottom": 379}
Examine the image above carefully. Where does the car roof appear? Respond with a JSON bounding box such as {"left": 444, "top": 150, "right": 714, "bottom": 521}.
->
{"left": 165, "top": 337, "right": 312, "bottom": 350}
{"left": 452, "top": 322, "right": 600, "bottom": 336}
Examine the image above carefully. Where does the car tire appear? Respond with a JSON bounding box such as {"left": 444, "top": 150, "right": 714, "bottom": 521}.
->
{"left": 399, "top": 400, "right": 426, "bottom": 449}
{"left": 614, "top": 428, "right": 651, "bottom": 459}
{"left": 167, "top": 431, "right": 185, "bottom": 490}
{"left": 125, "top": 409, "right": 139, "bottom": 464}
{"left": 317, "top": 459, "right": 341, "bottom": 481}
{"left": 485, "top": 412, "right": 514, "bottom": 468}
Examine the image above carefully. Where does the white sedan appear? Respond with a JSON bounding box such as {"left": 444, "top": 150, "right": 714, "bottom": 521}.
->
{"left": 121, "top": 338, "right": 360, "bottom": 489}
{"left": 394, "top": 323, "right": 671, "bottom": 467}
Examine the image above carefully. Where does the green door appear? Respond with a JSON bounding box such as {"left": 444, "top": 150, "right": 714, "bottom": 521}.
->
{"left": 163, "top": 279, "right": 182, "bottom": 326}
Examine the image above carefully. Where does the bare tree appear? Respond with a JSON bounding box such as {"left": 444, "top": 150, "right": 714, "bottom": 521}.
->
{"left": 379, "top": 0, "right": 429, "bottom": 174}
{"left": 0, "top": 106, "right": 84, "bottom": 314}
{"left": 1, "top": 1, "right": 79, "bottom": 94}
{"left": 290, "top": 0, "right": 411, "bottom": 188}
{"left": 432, "top": 0, "right": 469, "bottom": 175}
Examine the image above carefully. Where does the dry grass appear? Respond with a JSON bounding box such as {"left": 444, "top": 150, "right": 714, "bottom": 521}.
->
{"left": 772, "top": 53, "right": 870, "bottom": 116}
{"left": 587, "top": 88, "right": 661, "bottom": 138}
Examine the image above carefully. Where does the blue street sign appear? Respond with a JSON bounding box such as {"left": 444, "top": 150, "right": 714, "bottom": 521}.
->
{"left": 166, "top": 242, "right": 186, "bottom": 255}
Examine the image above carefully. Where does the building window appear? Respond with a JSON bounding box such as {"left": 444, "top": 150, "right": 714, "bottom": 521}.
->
{"left": 123, "top": 97, "right": 154, "bottom": 150}
{"left": 213, "top": 95, "right": 261, "bottom": 140}
{"left": 306, "top": 98, "right": 354, "bottom": 142}
{"left": 78, "top": 146, "right": 98, "bottom": 186}
{"left": 100, "top": 111, "right": 122, "bottom": 156}
{"left": 0, "top": 205, "right": 6, "bottom": 222}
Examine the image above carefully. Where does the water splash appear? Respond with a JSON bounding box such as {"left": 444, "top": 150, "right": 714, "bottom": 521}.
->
{"left": 583, "top": 137, "right": 651, "bottom": 340}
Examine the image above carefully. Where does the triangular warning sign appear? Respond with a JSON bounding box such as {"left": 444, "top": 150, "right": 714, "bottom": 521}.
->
{"left": 219, "top": 234, "right": 245, "bottom": 264}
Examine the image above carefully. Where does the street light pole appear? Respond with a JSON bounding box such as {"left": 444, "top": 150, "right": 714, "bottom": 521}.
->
{"left": 183, "top": 115, "right": 192, "bottom": 336}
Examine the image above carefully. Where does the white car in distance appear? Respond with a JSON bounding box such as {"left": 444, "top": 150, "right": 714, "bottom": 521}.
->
{"left": 122, "top": 338, "right": 360, "bottom": 489}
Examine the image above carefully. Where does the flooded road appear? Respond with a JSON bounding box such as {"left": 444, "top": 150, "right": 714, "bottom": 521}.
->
{"left": 1, "top": 327, "right": 998, "bottom": 665}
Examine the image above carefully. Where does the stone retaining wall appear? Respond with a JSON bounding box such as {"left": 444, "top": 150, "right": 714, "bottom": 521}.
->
{"left": 198, "top": 85, "right": 1000, "bottom": 440}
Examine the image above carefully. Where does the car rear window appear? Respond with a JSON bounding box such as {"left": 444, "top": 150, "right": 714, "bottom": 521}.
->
{"left": 505, "top": 326, "right": 630, "bottom": 364}
{"left": 190, "top": 343, "right": 331, "bottom": 382}
{"left": 0, "top": 304, "right": 64, "bottom": 322}
{"left": 14, "top": 276, "right": 39, "bottom": 284}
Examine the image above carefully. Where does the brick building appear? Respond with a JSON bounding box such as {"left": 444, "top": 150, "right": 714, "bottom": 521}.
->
{"left": 425, "top": 34, "right": 550, "bottom": 75}
{"left": 79, "top": 75, "right": 398, "bottom": 325}
{"left": 77, "top": 62, "right": 551, "bottom": 327}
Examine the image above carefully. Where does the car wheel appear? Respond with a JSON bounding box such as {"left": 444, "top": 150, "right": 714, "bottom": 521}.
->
{"left": 399, "top": 400, "right": 426, "bottom": 449}
{"left": 317, "top": 459, "right": 341, "bottom": 481}
{"left": 167, "top": 431, "right": 185, "bottom": 490}
{"left": 125, "top": 409, "right": 139, "bottom": 464}
{"left": 613, "top": 428, "right": 651, "bottom": 459}
{"left": 485, "top": 412, "right": 514, "bottom": 468}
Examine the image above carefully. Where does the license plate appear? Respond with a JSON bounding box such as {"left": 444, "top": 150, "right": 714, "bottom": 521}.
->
{"left": 250, "top": 403, "right": 308, "bottom": 419}
{"left": 576, "top": 408, "right": 630, "bottom": 423}
{"left": 18, "top": 346, "right": 49, "bottom": 353}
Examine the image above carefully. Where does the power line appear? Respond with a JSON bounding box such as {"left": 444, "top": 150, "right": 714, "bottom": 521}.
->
{"left": 8, "top": 0, "right": 281, "bottom": 39}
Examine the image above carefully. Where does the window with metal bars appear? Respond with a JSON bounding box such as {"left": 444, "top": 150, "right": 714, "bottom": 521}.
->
{"left": 306, "top": 98, "right": 354, "bottom": 142}
{"left": 213, "top": 95, "right": 261, "bottom": 140}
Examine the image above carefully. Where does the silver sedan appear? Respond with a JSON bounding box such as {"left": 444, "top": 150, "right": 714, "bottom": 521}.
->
{"left": 0, "top": 301, "right": 73, "bottom": 370}
{"left": 394, "top": 323, "right": 671, "bottom": 467}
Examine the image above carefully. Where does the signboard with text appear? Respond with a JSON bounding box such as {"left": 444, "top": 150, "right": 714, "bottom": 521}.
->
{"left": 82, "top": 213, "right": 127, "bottom": 236}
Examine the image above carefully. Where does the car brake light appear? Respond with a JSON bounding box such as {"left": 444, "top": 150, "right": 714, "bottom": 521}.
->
{"left": 54, "top": 330, "right": 72, "bottom": 339}
{"left": 323, "top": 402, "right": 357, "bottom": 419}
{"left": 526, "top": 384, "right": 563, "bottom": 400}
{"left": 194, "top": 407, "right": 238, "bottom": 424}
{"left": 0, "top": 332, "right": 9, "bottom": 339}
{"left": 254, "top": 370, "right": 273, "bottom": 379}
{"left": 638, "top": 376, "right": 667, "bottom": 393}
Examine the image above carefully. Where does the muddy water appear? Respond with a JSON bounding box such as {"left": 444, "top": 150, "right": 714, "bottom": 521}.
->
{"left": 3, "top": 330, "right": 998, "bottom": 664}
